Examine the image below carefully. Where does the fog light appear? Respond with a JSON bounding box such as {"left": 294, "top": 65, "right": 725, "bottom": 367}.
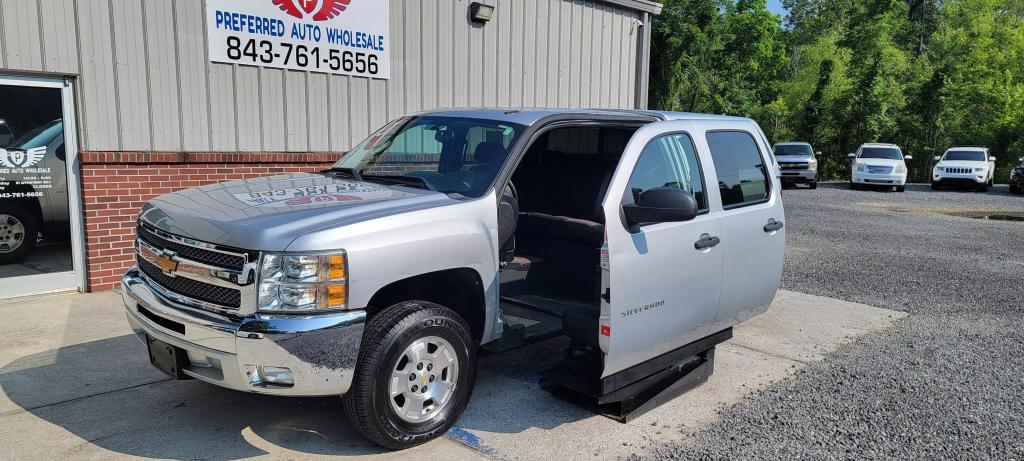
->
{"left": 251, "top": 365, "right": 294, "bottom": 387}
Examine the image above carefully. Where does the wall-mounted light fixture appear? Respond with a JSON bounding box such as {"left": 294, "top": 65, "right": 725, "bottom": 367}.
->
{"left": 469, "top": 2, "right": 495, "bottom": 24}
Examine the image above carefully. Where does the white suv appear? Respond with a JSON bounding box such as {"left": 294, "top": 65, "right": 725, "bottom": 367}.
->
{"left": 931, "top": 147, "right": 995, "bottom": 191}
{"left": 848, "top": 143, "right": 912, "bottom": 192}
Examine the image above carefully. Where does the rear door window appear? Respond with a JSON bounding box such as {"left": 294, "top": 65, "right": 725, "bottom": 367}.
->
{"left": 627, "top": 133, "right": 707, "bottom": 211}
{"left": 706, "top": 131, "right": 769, "bottom": 208}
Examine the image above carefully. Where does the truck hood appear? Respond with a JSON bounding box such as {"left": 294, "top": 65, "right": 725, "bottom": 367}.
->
{"left": 936, "top": 160, "right": 987, "bottom": 169}
{"left": 139, "top": 172, "right": 456, "bottom": 251}
{"left": 855, "top": 158, "right": 904, "bottom": 167}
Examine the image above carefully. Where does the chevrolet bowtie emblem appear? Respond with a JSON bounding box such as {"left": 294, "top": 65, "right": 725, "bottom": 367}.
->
{"left": 157, "top": 251, "right": 179, "bottom": 275}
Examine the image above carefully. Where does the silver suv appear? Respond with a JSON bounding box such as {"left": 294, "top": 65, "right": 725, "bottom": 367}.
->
{"left": 122, "top": 109, "right": 785, "bottom": 449}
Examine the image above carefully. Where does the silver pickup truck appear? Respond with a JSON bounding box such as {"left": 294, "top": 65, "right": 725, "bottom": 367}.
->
{"left": 123, "top": 109, "right": 785, "bottom": 449}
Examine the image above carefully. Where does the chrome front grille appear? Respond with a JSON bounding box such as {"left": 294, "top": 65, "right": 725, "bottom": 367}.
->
{"left": 867, "top": 165, "right": 893, "bottom": 174}
{"left": 137, "top": 223, "right": 247, "bottom": 270}
{"left": 779, "top": 162, "right": 808, "bottom": 170}
{"left": 135, "top": 222, "right": 256, "bottom": 314}
{"left": 138, "top": 257, "right": 242, "bottom": 308}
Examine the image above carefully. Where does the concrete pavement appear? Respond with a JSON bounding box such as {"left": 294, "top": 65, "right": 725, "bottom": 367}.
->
{"left": 0, "top": 289, "right": 904, "bottom": 460}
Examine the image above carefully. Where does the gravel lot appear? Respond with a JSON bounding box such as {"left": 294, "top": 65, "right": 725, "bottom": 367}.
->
{"left": 645, "top": 183, "right": 1024, "bottom": 460}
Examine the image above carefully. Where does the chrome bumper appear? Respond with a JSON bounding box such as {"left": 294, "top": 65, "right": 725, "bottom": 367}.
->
{"left": 852, "top": 171, "right": 907, "bottom": 185}
{"left": 122, "top": 268, "right": 365, "bottom": 396}
{"left": 780, "top": 169, "right": 817, "bottom": 181}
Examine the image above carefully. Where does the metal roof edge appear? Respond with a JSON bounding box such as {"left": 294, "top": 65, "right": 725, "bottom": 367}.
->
{"left": 599, "top": 0, "right": 664, "bottom": 14}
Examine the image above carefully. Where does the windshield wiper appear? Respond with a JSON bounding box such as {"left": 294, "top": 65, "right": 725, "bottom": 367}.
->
{"left": 324, "top": 166, "right": 363, "bottom": 181}
{"left": 360, "top": 174, "right": 437, "bottom": 192}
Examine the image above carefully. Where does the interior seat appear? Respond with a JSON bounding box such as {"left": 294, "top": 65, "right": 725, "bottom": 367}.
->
{"left": 473, "top": 142, "right": 519, "bottom": 264}
{"left": 517, "top": 212, "right": 603, "bottom": 247}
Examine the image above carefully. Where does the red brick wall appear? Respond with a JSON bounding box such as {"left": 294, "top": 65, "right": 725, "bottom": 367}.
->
{"left": 80, "top": 152, "right": 338, "bottom": 292}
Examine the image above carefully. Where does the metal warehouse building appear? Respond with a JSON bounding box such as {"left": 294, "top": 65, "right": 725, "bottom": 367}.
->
{"left": 0, "top": 0, "right": 661, "bottom": 297}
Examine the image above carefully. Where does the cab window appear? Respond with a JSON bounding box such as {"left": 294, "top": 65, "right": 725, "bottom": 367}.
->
{"left": 627, "top": 133, "right": 707, "bottom": 210}
{"left": 335, "top": 116, "right": 525, "bottom": 197}
{"left": 706, "top": 131, "right": 769, "bottom": 208}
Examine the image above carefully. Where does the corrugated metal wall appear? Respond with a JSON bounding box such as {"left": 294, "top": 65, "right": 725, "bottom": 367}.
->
{"left": 0, "top": 0, "right": 643, "bottom": 152}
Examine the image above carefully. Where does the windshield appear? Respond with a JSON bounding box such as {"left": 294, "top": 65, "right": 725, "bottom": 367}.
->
{"left": 859, "top": 147, "right": 903, "bottom": 160}
{"left": 334, "top": 116, "right": 525, "bottom": 197}
{"left": 774, "top": 144, "right": 813, "bottom": 156}
{"left": 942, "top": 150, "right": 986, "bottom": 162}
{"left": 8, "top": 119, "right": 62, "bottom": 150}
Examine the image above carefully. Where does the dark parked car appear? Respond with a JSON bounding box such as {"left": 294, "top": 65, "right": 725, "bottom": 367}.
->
{"left": 1010, "top": 156, "right": 1024, "bottom": 195}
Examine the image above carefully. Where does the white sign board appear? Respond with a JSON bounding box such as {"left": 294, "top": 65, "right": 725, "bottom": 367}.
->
{"left": 206, "top": 0, "right": 390, "bottom": 79}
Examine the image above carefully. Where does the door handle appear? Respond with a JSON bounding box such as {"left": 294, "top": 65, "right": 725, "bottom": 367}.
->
{"left": 763, "top": 219, "right": 784, "bottom": 233}
{"left": 694, "top": 233, "right": 720, "bottom": 250}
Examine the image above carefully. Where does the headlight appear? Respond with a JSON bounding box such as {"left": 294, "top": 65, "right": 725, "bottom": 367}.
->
{"left": 973, "top": 167, "right": 985, "bottom": 172}
{"left": 807, "top": 158, "right": 818, "bottom": 169}
{"left": 894, "top": 164, "right": 907, "bottom": 174}
{"left": 258, "top": 252, "right": 348, "bottom": 313}
{"left": 934, "top": 166, "right": 944, "bottom": 173}
{"left": 856, "top": 163, "right": 866, "bottom": 172}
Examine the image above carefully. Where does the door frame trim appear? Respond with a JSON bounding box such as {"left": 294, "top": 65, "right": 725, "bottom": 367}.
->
{"left": 0, "top": 74, "right": 86, "bottom": 294}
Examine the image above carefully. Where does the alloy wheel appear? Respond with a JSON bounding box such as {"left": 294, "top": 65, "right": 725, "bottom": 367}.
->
{"left": 0, "top": 214, "right": 26, "bottom": 254}
{"left": 388, "top": 335, "right": 459, "bottom": 424}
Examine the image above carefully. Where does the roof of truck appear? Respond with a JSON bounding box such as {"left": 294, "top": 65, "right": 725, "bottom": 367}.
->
{"left": 415, "top": 108, "right": 753, "bottom": 125}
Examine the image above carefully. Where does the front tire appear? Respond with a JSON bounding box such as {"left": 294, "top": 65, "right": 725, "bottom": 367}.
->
{"left": 896, "top": 186, "right": 906, "bottom": 192}
{"left": 0, "top": 204, "right": 38, "bottom": 265}
{"left": 808, "top": 181, "right": 818, "bottom": 189}
{"left": 344, "top": 301, "right": 477, "bottom": 450}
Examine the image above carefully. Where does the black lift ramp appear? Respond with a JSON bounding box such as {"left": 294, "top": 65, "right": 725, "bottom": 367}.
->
{"left": 539, "top": 328, "right": 732, "bottom": 422}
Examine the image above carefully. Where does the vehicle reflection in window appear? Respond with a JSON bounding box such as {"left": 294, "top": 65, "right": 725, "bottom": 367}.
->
{"left": 6, "top": 119, "right": 63, "bottom": 151}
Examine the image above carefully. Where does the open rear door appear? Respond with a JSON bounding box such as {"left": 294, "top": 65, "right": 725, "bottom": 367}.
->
{"left": 599, "top": 120, "right": 725, "bottom": 378}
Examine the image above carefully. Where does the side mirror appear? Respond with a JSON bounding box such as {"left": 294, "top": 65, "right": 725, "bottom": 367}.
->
{"left": 933, "top": 156, "right": 941, "bottom": 162}
{"left": 623, "top": 187, "right": 699, "bottom": 227}
{"left": 989, "top": 156, "right": 997, "bottom": 162}
{"left": 1019, "top": 156, "right": 1024, "bottom": 162}
{"left": 847, "top": 153, "right": 856, "bottom": 159}
{"left": 904, "top": 155, "right": 913, "bottom": 160}
{"left": 815, "top": 151, "right": 822, "bottom": 156}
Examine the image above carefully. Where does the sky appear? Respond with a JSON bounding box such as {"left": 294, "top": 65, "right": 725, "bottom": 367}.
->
{"left": 766, "top": 0, "right": 787, "bottom": 17}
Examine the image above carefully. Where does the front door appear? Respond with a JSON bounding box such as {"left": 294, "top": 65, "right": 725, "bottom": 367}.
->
{"left": 601, "top": 121, "right": 723, "bottom": 377}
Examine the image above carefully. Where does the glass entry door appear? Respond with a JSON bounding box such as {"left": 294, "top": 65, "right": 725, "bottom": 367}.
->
{"left": 0, "top": 75, "right": 83, "bottom": 297}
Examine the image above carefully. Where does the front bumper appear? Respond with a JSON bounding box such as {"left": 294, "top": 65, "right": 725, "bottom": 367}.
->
{"left": 852, "top": 171, "right": 907, "bottom": 186}
{"left": 780, "top": 169, "right": 817, "bottom": 183}
{"left": 123, "top": 268, "right": 365, "bottom": 396}
{"left": 933, "top": 173, "right": 986, "bottom": 185}
{"left": 1011, "top": 173, "right": 1024, "bottom": 189}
